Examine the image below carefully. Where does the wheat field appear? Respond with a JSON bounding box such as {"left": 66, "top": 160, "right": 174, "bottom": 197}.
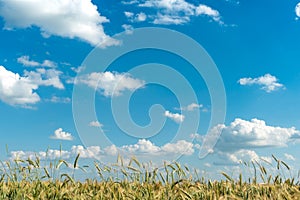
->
{"left": 0, "top": 154, "right": 299, "bottom": 199}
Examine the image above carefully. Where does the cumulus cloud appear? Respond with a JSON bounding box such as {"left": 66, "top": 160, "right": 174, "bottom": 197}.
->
{"left": 238, "top": 74, "right": 284, "bottom": 92}
{"left": 71, "top": 145, "right": 101, "bottom": 159}
{"left": 120, "top": 139, "right": 194, "bottom": 155}
{"left": 50, "top": 128, "right": 74, "bottom": 141}
{"left": 0, "top": 65, "right": 64, "bottom": 106}
{"left": 124, "top": 11, "right": 147, "bottom": 22}
{"left": 215, "top": 149, "right": 260, "bottom": 165}
{"left": 0, "top": 0, "right": 118, "bottom": 46}
{"left": 75, "top": 71, "right": 145, "bottom": 97}
{"left": 164, "top": 110, "right": 185, "bottom": 123}
{"left": 139, "top": 0, "right": 194, "bottom": 15}
{"left": 122, "top": 139, "right": 161, "bottom": 154}
{"left": 199, "top": 118, "right": 300, "bottom": 165}
{"left": 296, "top": 3, "right": 300, "bottom": 18}
{"left": 11, "top": 145, "right": 104, "bottom": 161}
{"left": 124, "top": 11, "right": 134, "bottom": 18}
{"left": 153, "top": 14, "right": 190, "bottom": 25}
{"left": 18, "top": 56, "right": 56, "bottom": 68}
{"left": 178, "top": 103, "right": 203, "bottom": 111}
{"left": 0, "top": 66, "right": 40, "bottom": 106}
{"left": 136, "top": 12, "right": 147, "bottom": 21}
{"left": 89, "top": 121, "right": 103, "bottom": 127}
{"left": 48, "top": 96, "right": 71, "bottom": 104}
{"left": 161, "top": 140, "right": 194, "bottom": 155}
{"left": 122, "top": 24, "right": 134, "bottom": 34}
{"left": 10, "top": 139, "right": 195, "bottom": 160}
{"left": 104, "top": 145, "right": 118, "bottom": 156}
{"left": 11, "top": 149, "right": 71, "bottom": 161}
{"left": 213, "top": 118, "right": 299, "bottom": 151}
{"left": 122, "top": 0, "right": 139, "bottom": 5}
{"left": 71, "top": 66, "right": 85, "bottom": 74}
{"left": 195, "top": 4, "right": 221, "bottom": 22}
{"left": 24, "top": 68, "right": 64, "bottom": 89}
{"left": 136, "top": 0, "right": 222, "bottom": 25}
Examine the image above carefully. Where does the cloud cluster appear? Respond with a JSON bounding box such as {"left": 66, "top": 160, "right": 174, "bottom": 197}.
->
{"left": 0, "top": 0, "right": 118, "bottom": 46}
{"left": 10, "top": 139, "right": 195, "bottom": 160}
{"left": 75, "top": 71, "right": 145, "bottom": 97}
{"left": 213, "top": 118, "right": 299, "bottom": 151}
{"left": 124, "top": 11, "right": 147, "bottom": 22}
{"left": 10, "top": 117, "right": 299, "bottom": 166}
{"left": 164, "top": 110, "right": 185, "bottom": 123}
{"left": 198, "top": 118, "right": 300, "bottom": 165}
{"left": 122, "top": 139, "right": 161, "bottom": 154}
{"left": 50, "top": 128, "right": 74, "bottom": 141}
{"left": 161, "top": 140, "right": 194, "bottom": 155}
{"left": 215, "top": 149, "right": 260, "bottom": 165}
{"left": 48, "top": 96, "right": 71, "bottom": 104}
{"left": 122, "top": 24, "right": 134, "bottom": 34}
{"left": 11, "top": 139, "right": 194, "bottom": 159}
{"left": 18, "top": 56, "right": 56, "bottom": 68}
{"left": 238, "top": 74, "right": 284, "bottom": 92}
{"left": 10, "top": 149, "right": 71, "bottom": 161}
{"left": 24, "top": 68, "right": 64, "bottom": 89}
{"left": 123, "top": 0, "right": 222, "bottom": 25}
{"left": 178, "top": 103, "right": 203, "bottom": 111}
{"left": 0, "top": 66, "right": 63, "bottom": 106}
{"left": 89, "top": 121, "right": 103, "bottom": 127}
{"left": 71, "top": 145, "right": 101, "bottom": 159}
{"left": 109, "top": 139, "right": 194, "bottom": 156}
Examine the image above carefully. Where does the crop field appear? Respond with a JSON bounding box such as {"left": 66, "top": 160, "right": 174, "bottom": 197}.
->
{"left": 0, "top": 154, "right": 299, "bottom": 200}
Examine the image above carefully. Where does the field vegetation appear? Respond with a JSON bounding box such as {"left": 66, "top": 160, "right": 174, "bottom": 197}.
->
{"left": 0, "top": 154, "right": 299, "bottom": 199}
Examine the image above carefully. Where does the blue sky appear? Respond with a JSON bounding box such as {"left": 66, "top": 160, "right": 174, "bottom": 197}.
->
{"left": 1, "top": 0, "right": 300, "bottom": 179}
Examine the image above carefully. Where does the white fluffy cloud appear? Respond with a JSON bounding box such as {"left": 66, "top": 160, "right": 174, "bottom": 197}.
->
{"left": 48, "top": 96, "right": 71, "bottom": 104}
{"left": 11, "top": 149, "right": 71, "bottom": 161}
{"left": 153, "top": 14, "right": 190, "bottom": 25}
{"left": 164, "top": 110, "right": 185, "bottom": 123}
{"left": 50, "top": 128, "right": 74, "bottom": 141}
{"left": 122, "top": 24, "right": 134, "bottom": 34}
{"left": 198, "top": 118, "right": 300, "bottom": 165}
{"left": 139, "top": 0, "right": 194, "bottom": 15}
{"left": 136, "top": 0, "right": 222, "bottom": 25}
{"left": 71, "top": 145, "right": 101, "bottom": 159}
{"left": 75, "top": 71, "right": 145, "bottom": 97}
{"left": 124, "top": 11, "right": 147, "bottom": 22}
{"left": 215, "top": 149, "right": 260, "bottom": 165}
{"left": 161, "top": 140, "right": 194, "bottom": 155}
{"left": 136, "top": 12, "right": 147, "bottom": 21}
{"left": 24, "top": 68, "right": 64, "bottom": 89}
{"left": 122, "top": 139, "right": 161, "bottom": 154}
{"left": 238, "top": 74, "right": 284, "bottom": 92}
{"left": 11, "top": 145, "right": 104, "bottom": 161}
{"left": 0, "top": 0, "right": 118, "bottom": 46}
{"left": 0, "top": 66, "right": 64, "bottom": 106}
{"left": 213, "top": 118, "right": 299, "bottom": 151}
{"left": 10, "top": 139, "right": 195, "bottom": 161}
{"left": 296, "top": 3, "right": 300, "bottom": 18}
{"left": 0, "top": 66, "right": 40, "bottom": 106}
{"left": 195, "top": 4, "right": 221, "bottom": 22}
{"left": 124, "top": 11, "right": 134, "bottom": 18}
{"left": 104, "top": 145, "right": 118, "bottom": 156}
{"left": 18, "top": 56, "right": 56, "bottom": 68}
{"left": 178, "top": 103, "right": 203, "bottom": 111}
{"left": 118, "top": 139, "right": 194, "bottom": 155}
{"left": 89, "top": 120, "right": 103, "bottom": 127}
